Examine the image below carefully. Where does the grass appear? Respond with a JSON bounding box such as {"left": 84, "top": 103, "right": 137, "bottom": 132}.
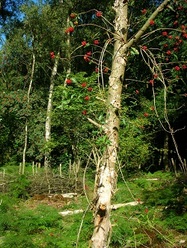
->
{"left": 0, "top": 168, "right": 186, "bottom": 247}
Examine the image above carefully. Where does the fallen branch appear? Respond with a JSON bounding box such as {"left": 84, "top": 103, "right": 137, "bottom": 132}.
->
{"left": 59, "top": 201, "right": 143, "bottom": 216}
{"left": 130, "top": 178, "right": 159, "bottom": 181}
{"left": 111, "top": 201, "right": 143, "bottom": 210}
{"left": 59, "top": 209, "right": 84, "bottom": 216}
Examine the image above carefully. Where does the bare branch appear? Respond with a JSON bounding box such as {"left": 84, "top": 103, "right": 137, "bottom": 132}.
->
{"left": 87, "top": 117, "right": 106, "bottom": 131}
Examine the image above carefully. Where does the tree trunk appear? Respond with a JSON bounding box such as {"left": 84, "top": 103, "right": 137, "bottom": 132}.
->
{"left": 21, "top": 53, "right": 35, "bottom": 174}
{"left": 64, "top": 16, "right": 71, "bottom": 85}
{"left": 91, "top": 0, "right": 171, "bottom": 247}
{"left": 44, "top": 52, "right": 59, "bottom": 167}
{"left": 91, "top": 1, "right": 128, "bottom": 247}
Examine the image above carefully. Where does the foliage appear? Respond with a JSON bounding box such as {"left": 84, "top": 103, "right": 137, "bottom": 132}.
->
{"left": 0, "top": 0, "right": 186, "bottom": 171}
{"left": 52, "top": 71, "right": 107, "bottom": 165}
{"left": 8, "top": 174, "right": 31, "bottom": 199}
{"left": 111, "top": 171, "right": 187, "bottom": 247}
{"left": 0, "top": 169, "right": 186, "bottom": 247}
{"left": 119, "top": 112, "right": 152, "bottom": 170}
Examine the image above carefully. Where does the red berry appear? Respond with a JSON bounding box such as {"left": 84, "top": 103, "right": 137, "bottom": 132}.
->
{"left": 96, "top": 11, "right": 102, "bottom": 17}
{"left": 66, "top": 78, "right": 72, "bottom": 85}
{"left": 65, "top": 27, "right": 74, "bottom": 33}
{"left": 162, "top": 31, "right": 168, "bottom": 36}
{"left": 82, "top": 110, "right": 87, "bottom": 115}
{"left": 69, "top": 27, "right": 74, "bottom": 33}
{"left": 153, "top": 74, "right": 158, "bottom": 79}
{"left": 144, "top": 112, "right": 149, "bottom": 117}
{"left": 145, "top": 208, "right": 149, "bottom": 213}
{"left": 135, "top": 90, "right": 139, "bottom": 94}
{"left": 86, "top": 51, "right": 92, "bottom": 56}
{"left": 84, "top": 55, "right": 90, "bottom": 62}
{"left": 70, "top": 13, "right": 76, "bottom": 19}
{"left": 87, "top": 87, "right": 93, "bottom": 92}
{"left": 81, "top": 82, "right": 87, "bottom": 87}
{"left": 50, "top": 52, "right": 55, "bottom": 59}
{"left": 93, "top": 39, "right": 99, "bottom": 45}
{"left": 181, "top": 25, "right": 185, "bottom": 30}
{"left": 149, "top": 20, "right": 155, "bottom": 26}
{"left": 174, "top": 66, "right": 180, "bottom": 71}
{"left": 166, "top": 50, "right": 171, "bottom": 55}
{"left": 142, "top": 45, "right": 147, "bottom": 50}
{"left": 84, "top": 96, "right": 90, "bottom": 101}
{"left": 141, "top": 9, "right": 147, "bottom": 14}
{"left": 95, "top": 67, "right": 99, "bottom": 73}
{"left": 81, "top": 41, "right": 87, "bottom": 46}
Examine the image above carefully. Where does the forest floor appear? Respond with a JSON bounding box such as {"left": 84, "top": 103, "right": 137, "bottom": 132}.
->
{"left": 0, "top": 167, "right": 187, "bottom": 247}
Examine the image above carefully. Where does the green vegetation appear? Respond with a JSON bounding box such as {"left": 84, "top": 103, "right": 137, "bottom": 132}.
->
{"left": 0, "top": 0, "right": 187, "bottom": 246}
{"left": 0, "top": 169, "right": 186, "bottom": 247}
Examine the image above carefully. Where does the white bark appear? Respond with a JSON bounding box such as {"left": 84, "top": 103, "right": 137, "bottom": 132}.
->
{"left": 59, "top": 209, "right": 84, "bottom": 216}
{"left": 91, "top": 0, "right": 171, "bottom": 247}
{"left": 44, "top": 52, "right": 59, "bottom": 167}
{"left": 21, "top": 53, "right": 36, "bottom": 174}
{"left": 58, "top": 201, "right": 143, "bottom": 217}
{"left": 91, "top": 1, "right": 128, "bottom": 247}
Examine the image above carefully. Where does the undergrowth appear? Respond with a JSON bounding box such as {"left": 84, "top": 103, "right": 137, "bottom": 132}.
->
{"left": 0, "top": 167, "right": 186, "bottom": 247}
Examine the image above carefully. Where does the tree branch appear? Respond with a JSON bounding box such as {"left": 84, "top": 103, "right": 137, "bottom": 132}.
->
{"left": 126, "top": 0, "right": 171, "bottom": 49}
{"left": 87, "top": 117, "right": 107, "bottom": 131}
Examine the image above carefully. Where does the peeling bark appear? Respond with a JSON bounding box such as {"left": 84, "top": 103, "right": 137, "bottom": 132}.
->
{"left": 91, "top": 1, "right": 128, "bottom": 247}
{"left": 91, "top": 0, "right": 171, "bottom": 247}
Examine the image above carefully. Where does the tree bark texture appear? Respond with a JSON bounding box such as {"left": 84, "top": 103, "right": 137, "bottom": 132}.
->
{"left": 91, "top": 0, "right": 171, "bottom": 247}
{"left": 91, "top": 1, "right": 128, "bottom": 247}
{"left": 44, "top": 53, "right": 59, "bottom": 167}
{"left": 22, "top": 53, "right": 35, "bottom": 174}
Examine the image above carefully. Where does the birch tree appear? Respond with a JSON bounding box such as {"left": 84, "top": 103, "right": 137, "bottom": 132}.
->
{"left": 44, "top": 53, "right": 60, "bottom": 167}
{"left": 90, "top": 0, "right": 171, "bottom": 247}
{"left": 21, "top": 52, "right": 35, "bottom": 174}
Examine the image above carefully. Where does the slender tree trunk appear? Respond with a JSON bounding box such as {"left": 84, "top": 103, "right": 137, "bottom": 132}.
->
{"left": 64, "top": 16, "right": 71, "bottom": 85}
{"left": 91, "top": 0, "right": 171, "bottom": 247}
{"left": 44, "top": 52, "right": 59, "bottom": 167}
{"left": 163, "top": 133, "right": 169, "bottom": 171}
{"left": 21, "top": 53, "right": 35, "bottom": 174}
{"left": 91, "top": 1, "right": 128, "bottom": 246}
